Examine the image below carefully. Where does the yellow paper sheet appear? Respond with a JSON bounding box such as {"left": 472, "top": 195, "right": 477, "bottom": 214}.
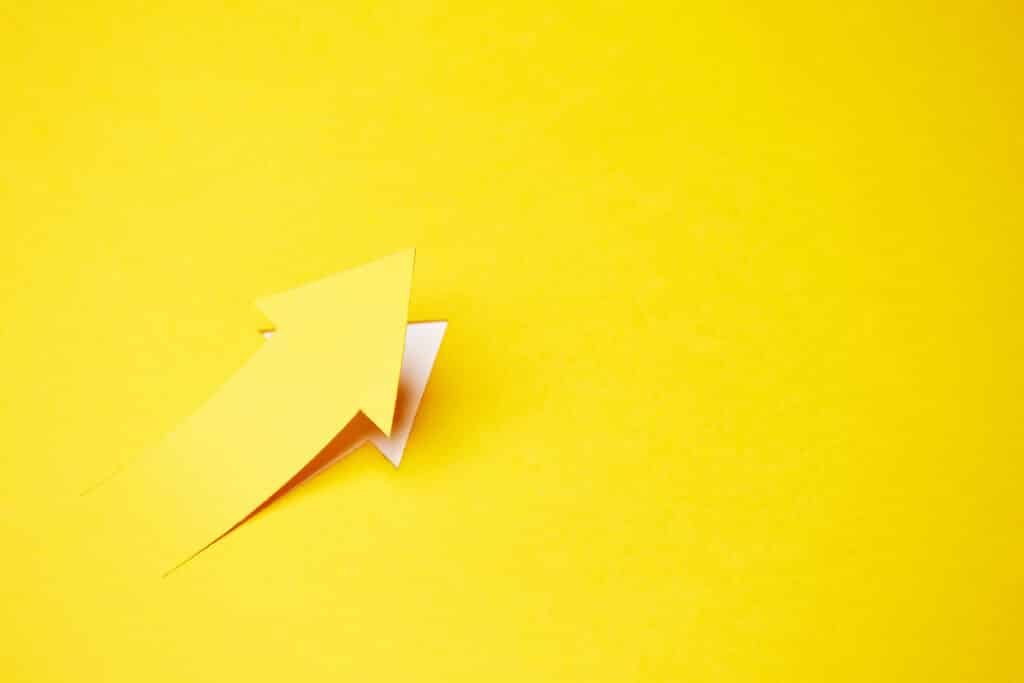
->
{"left": 1, "top": 2, "right": 1020, "bottom": 682}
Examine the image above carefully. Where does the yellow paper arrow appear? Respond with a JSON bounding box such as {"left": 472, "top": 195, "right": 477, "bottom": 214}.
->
{"left": 89, "top": 249, "right": 415, "bottom": 573}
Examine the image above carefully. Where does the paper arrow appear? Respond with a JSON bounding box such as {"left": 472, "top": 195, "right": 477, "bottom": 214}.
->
{"left": 88, "top": 249, "right": 441, "bottom": 573}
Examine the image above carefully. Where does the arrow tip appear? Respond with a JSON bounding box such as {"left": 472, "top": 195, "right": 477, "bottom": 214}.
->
{"left": 255, "top": 248, "right": 416, "bottom": 437}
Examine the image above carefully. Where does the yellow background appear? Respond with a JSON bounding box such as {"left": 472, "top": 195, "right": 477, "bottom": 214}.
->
{"left": 1, "top": 1, "right": 1020, "bottom": 680}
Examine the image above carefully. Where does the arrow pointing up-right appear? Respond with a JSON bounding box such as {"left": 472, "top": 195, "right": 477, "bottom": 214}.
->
{"left": 87, "top": 249, "right": 436, "bottom": 573}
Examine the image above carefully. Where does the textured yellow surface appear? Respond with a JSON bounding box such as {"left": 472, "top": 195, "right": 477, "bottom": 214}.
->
{"left": 1, "top": 2, "right": 1020, "bottom": 681}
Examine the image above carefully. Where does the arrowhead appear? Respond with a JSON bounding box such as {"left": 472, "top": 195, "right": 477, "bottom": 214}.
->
{"left": 254, "top": 249, "right": 414, "bottom": 436}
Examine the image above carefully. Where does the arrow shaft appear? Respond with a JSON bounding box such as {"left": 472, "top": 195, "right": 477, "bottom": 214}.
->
{"left": 92, "top": 334, "right": 364, "bottom": 573}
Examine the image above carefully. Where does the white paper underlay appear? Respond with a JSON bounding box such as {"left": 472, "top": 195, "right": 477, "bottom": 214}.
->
{"left": 261, "top": 321, "right": 446, "bottom": 478}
